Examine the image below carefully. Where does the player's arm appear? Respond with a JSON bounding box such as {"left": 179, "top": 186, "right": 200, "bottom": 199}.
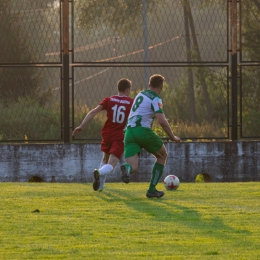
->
{"left": 155, "top": 113, "right": 180, "bottom": 142}
{"left": 72, "top": 105, "right": 103, "bottom": 136}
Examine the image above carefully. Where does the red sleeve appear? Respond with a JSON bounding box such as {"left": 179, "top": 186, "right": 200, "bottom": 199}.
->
{"left": 100, "top": 97, "right": 109, "bottom": 110}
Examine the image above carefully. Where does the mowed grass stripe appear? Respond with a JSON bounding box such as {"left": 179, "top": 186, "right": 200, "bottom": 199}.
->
{"left": 0, "top": 182, "right": 260, "bottom": 259}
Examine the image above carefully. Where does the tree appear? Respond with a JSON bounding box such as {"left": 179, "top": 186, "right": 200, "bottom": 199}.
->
{"left": 242, "top": 0, "right": 260, "bottom": 60}
{"left": 240, "top": 0, "right": 260, "bottom": 136}
{"left": 0, "top": 1, "right": 41, "bottom": 103}
{"left": 75, "top": 0, "right": 166, "bottom": 36}
{"left": 0, "top": 1, "right": 58, "bottom": 105}
{"left": 182, "top": 0, "right": 215, "bottom": 124}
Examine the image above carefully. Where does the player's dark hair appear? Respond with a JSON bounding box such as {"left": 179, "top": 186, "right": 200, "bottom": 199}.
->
{"left": 117, "top": 78, "right": 132, "bottom": 92}
{"left": 149, "top": 74, "right": 165, "bottom": 88}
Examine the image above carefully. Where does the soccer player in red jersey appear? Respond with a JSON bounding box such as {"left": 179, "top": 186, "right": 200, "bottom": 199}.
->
{"left": 72, "top": 78, "right": 133, "bottom": 191}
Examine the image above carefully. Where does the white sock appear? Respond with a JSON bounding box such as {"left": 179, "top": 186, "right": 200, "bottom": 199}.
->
{"left": 99, "top": 175, "right": 107, "bottom": 190}
{"left": 99, "top": 164, "right": 113, "bottom": 176}
{"left": 97, "top": 164, "right": 113, "bottom": 191}
{"left": 99, "top": 161, "right": 106, "bottom": 168}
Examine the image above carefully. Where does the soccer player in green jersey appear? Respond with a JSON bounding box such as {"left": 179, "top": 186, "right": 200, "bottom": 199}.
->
{"left": 121, "top": 74, "right": 180, "bottom": 198}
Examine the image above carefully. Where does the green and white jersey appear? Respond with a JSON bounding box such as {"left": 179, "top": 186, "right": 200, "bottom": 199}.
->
{"left": 126, "top": 90, "right": 164, "bottom": 128}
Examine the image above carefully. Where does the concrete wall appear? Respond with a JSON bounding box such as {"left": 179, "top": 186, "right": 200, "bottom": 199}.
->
{"left": 0, "top": 142, "right": 259, "bottom": 183}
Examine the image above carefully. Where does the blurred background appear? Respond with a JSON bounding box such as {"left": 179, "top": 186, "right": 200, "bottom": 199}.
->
{"left": 0, "top": 0, "right": 259, "bottom": 142}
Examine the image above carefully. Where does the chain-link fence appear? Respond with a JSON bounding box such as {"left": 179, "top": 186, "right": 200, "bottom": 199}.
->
{"left": 0, "top": 0, "right": 259, "bottom": 142}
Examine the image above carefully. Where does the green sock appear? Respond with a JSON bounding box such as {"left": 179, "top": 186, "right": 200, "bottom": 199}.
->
{"left": 148, "top": 162, "right": 164, "bottom": 193}
{"left": 124, "top": 163, "right": 132, "bottom": 174}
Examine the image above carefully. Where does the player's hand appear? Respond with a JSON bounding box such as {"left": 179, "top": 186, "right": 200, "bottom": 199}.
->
{"left": 172, "top": 135, "right": 180, "bottom": 143}
{"left": 72, "top": 127, "right": 83, "bottom": 136}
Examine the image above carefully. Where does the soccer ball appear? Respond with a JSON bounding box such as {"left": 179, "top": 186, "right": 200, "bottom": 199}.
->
{"left": 164, "top": 175, "right": 180, "bottom": 190}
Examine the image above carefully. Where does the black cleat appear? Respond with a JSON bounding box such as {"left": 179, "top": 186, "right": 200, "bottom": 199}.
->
{"left": 93, "top": 169, "right": 100, "bottom": 191}
{"left": 146, "top": 189, "right": 165, "bottom": 198}
{"left": 121, "top": 165, "right": 130, "bottom": 184}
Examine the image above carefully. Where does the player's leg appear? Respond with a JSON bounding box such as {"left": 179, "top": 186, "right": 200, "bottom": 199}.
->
{"left": 121, "top": 153, "right": 139, "bottom": 183}
{"left": 93, "top": 139, "right": 111, "bottom": 191}
{"left": 101, "top": 152, "right": 109, "bottom": 165}
{"left": 96, "top": 152, "right": 110, "bottom": 191}
{"left": 96, "top": 140, "right": 122, "bottom": 191}
{"left": 125, "top": 153, "right": 139, "bottom": 173}
{"left": 142, "top": 129, "right": 166, "bottom": 198}
{"left": 121, "top": 128, "right": 141, "bottom": 183}
{"left": 98, "top": 153, "right": 120, "bottom": 191}
{"left": 145, "top": 144, "right": 167, "bottom": 198}
{"left": 93, "top": 153, "right": 109, "bottom": 191}
{"left": 99, "top": 152, "right": 113, "bottom": 175}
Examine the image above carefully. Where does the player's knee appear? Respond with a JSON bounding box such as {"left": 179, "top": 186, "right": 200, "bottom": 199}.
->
{"left": 156, "top": 148, "right": 167, "bottom": 160}
{"left": 155, "top": 149, "right": 167, "bottom": 165}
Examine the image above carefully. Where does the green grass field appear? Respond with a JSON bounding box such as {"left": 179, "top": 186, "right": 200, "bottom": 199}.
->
{"left": 1, "top": 182, "right": 260, "bottom": 259}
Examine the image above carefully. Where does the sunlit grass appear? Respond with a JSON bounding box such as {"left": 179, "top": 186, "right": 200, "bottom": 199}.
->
{"left": 1, "top": 182, "right": 260, "bottom": 259}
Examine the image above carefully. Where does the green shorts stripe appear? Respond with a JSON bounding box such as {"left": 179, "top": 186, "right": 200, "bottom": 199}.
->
{"left": 124, "top": 127, "right": 163, "bottom": 158}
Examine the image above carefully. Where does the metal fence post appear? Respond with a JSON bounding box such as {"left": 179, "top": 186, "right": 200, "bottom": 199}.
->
{"left": 62, "top": 0, "right": 70, "bottom": 143}
{"left": 231, "top": 0, "right": 238, "bottom": 140}
{"left": 142, "top": 0, "right": 150, "bottom": 88}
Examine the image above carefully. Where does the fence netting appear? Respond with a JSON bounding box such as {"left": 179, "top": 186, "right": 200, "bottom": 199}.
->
{"left": 0, "top": 0, "right": 259, "bottom": 142}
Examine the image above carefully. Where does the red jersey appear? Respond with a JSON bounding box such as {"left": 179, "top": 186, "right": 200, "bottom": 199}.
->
{"left": 100, "top": 95, "right": 133, "bottom": 141}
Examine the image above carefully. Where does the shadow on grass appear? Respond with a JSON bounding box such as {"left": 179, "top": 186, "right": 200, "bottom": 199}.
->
{"left": 98, "top": 186, "right": 252, "bottom": 241}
